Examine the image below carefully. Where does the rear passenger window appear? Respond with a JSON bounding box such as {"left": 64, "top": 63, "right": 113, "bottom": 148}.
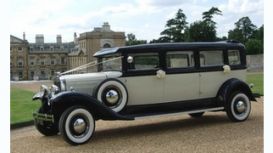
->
{"left": 166, "top": 51, "right": 194, "bottom": 68}
{"left": 200, "top": 50, "right": 223, "bottom": 67}
{"left": 228, "top": 50, "right": 241, "bottom": 65}
{"left": 128, "top": 53, "right": 159, "bottom": 70}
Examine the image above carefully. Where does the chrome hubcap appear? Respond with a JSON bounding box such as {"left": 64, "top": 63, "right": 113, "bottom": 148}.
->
{"left": 73, "top": 118, "right": 86, "bottom": 134}
{"left": 236, "top": 101, "right": 246, "bottom": 113}
{"left": 106, "top": 90, "right": 119, "bottom": 104}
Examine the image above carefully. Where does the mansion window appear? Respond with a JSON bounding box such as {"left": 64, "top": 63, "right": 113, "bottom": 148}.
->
{"left": 51, "top": 60, "right": 55, "bottom": 65}
{"left": 18, "top": 71, "right": 23, "bottom": 79}
{"left": 40, "top": 71, "right": 45, "bottom": 78}
{"left": 30, "top": 71, "right": 34, "bottom": 78}
{"left": 18, "top": 47, "right": 23, "bottom": 51}
{"left": 61, "top": 57, "right": 66, "bottom": 64}
{"left": 103, "top": 43, "right": 111, "bottom": 48}
{"left": 17, "top": 61, "right": 23, "bottom": 68}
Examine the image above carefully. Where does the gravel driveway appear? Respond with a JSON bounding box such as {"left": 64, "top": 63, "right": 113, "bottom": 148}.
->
{"left": 11, "top": 98, "right": 263, "bottom": 153}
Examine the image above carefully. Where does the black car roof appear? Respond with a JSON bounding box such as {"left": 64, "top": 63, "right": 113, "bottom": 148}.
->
{"left": 93, "top": 41, "right": 245, "bottom": 57}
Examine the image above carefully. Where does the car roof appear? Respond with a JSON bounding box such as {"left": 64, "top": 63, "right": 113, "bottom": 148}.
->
{"left": 93, "top": 41, "right": 245, "bottom": 57}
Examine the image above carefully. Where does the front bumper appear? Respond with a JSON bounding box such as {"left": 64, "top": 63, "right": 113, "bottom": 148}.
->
{"left": 33, "top": 112, "right": 54, "bottom": 123}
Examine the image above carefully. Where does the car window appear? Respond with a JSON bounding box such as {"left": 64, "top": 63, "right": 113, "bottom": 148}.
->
{"left": 228, "top": 50, "right": 241, "bottom": 65}
{"left": 99, "top": 54, "right": 122, "bottom": 72}
{"left": 128, "top": 53, "right": 159, "bottom": 70}
{"left": 166, "top": 51, "right": 194, "bottom": 68}
{"left": 200, "top": 50, "right": 224, "bottom": 67}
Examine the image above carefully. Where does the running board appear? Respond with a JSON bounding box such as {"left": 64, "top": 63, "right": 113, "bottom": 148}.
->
{"left": 133, "top": 107, "right": 224, "bottom": 120}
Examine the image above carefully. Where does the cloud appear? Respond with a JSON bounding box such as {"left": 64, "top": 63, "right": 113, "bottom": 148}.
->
{"left": 137, "top": 0, "right": 189, "bottom": 8}
{"left": 10, "top": 0, "right": 264, "bottom": 42}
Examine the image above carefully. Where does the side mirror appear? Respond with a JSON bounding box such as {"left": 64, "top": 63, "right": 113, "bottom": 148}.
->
{"left": 127, "top": 56, "right": 133, "bottom": 63}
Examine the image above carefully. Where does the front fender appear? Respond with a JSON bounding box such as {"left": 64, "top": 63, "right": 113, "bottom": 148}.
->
{"left": 50, "top": 91, "right": 133, "bottom": 121}
{"left": 216, "top": 78, "right": 256, "bottom": 106}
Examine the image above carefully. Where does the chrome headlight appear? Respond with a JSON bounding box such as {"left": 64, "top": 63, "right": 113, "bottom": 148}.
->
{"left": 33, "top": 85, "right": 49, "bottom": 100}
{"left": 50, "top": 84, "right": 60, "bottom": 95}
{"left": 40, "top": 85, "right": 49, "bottom": 97}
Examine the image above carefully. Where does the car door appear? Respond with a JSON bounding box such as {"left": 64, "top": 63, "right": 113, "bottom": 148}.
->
{"left": 123, "top": 52, "right": 164, "bottom": 105}
{"left": 198, "top": 50, "right": 226, "bottom": 98}
{"left": 163, "top": 51, "right": 200, "bottom": 102}
{"left": 199, "top": 49, "right": 247, "bottom": 99}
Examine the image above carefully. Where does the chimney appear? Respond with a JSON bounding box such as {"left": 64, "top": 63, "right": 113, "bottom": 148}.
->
{"left": 35, "top": 34, "right": 44, "bottom": 44}
{"left": 23, "top": 32, "right": 26, "bottom": 40}
{"left": 74, "top": 32, "right": 78, "bottom": 44}
{"left": 56, "top": 35, "right": 62, "bottom": 44}
{"left": 102, "top": 22, "right": 111, "bottom": 32}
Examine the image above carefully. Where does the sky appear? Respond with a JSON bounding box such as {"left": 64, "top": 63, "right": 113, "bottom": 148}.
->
{"left": 10, "top": 0, "right": 264, "bottom": 43}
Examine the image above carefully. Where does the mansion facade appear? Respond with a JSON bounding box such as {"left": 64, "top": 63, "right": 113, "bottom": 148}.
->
{"left": 10, "top": 22, "right": 125, "bottom": 80}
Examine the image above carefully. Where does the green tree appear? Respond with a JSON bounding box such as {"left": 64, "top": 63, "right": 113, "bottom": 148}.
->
{"left": 228, "top": 28, "right": 244, "bottom": 43}
{"left": 245, "top": 39, "right": 263, "bottom": 54}
{"left": 126, "top": 33, "right": 147, "bottom": 46}
{"left": 149, "top": 37, "right": 171, "bottom": 43}
{"left": 252, "top": 25, "right": 264, "bottom": 43}
{"left": 187, "top": 7, "right": 222, "bottom": 41}
{"left": 202, "top": 7, "right": 222, "bottom": 26}
{"left": 188, "top": 21, "right": 216, "bottom": 41}
{"left": 228, "top": 17, "right": 257, "bottom": 44}
{"left": 159, "top": 9, "right": 188, "bottom": 42}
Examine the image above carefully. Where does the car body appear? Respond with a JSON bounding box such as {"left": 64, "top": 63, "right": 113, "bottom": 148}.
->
{"left": 32, "top": 41, "right": 256, "bottom": 145}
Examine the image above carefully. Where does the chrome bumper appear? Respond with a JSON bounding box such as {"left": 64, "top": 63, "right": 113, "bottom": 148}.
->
{"left": 33, "top": 112, "right": 54, "bottom": 123}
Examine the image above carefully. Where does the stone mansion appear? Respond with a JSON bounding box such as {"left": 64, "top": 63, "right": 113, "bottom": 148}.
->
{"left": 10, "top": 23, "right": 125, "bottom": 80}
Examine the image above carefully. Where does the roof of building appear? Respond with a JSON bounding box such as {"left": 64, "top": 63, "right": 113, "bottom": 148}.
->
{"left": 93, "top": 41, "right": 245, "bottom": 57}
{"left": 68, "top": 49, "right": 86, "bottom": 56}
{"left": 10, "top": 35, "right": 28, "bottom": 44}
{"left": 29, "top": 42, "right": 76, "bottom": 53}
{"left": 78, "top": 23, "right": 125, "bottom": 40}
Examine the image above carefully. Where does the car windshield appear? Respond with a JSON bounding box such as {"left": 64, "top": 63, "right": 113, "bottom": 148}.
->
{"left": 98, "top": 54, "right": 122, "bottom": 72}
{"left": 58, "top": 54, "right": 122, "bottom": 75}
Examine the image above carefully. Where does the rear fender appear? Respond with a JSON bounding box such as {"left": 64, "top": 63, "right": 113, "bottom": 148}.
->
{"left": 216, "top": 78, "right": 256, "bottom": 106}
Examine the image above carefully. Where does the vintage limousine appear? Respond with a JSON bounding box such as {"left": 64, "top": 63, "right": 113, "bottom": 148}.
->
{"left": 32, "top": 41, "right": 256, "bottom": 145}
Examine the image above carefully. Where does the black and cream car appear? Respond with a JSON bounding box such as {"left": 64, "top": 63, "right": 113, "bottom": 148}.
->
{"left": 32, "top": 41, "right": 256, "bottom": 145}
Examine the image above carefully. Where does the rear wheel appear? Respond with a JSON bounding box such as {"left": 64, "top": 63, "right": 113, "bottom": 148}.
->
{"left": 226, "top": 92, "right": 251, "bottom": 122}
{"left": 59, "top": 106, "right": 95, "bottom": 145}
{"left": 189, "top": 112, "right": 204, "bottom": 118}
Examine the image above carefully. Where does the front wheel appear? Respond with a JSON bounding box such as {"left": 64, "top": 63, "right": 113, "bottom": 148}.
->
{"left": 226, "top": 92, "right": 251, "bottom": 122}
{"left": 59, "top": 106, "right": 95, "bottom": 145}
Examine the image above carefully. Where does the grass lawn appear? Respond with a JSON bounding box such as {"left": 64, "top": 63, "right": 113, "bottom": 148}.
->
{"left": 246, "top": 73, "right": 264, "bottom": 96}
{"left": 10, "top": 87, "right": 40, "bottom": 124}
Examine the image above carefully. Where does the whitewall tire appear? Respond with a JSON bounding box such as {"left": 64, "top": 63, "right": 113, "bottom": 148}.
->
{"left": 59, "top": 106, "right": 95, "bottom": 145}
{"left": 226, "top": 92, "right": 251, "bottom": 122}
{"left": 96, "top": 79, "right": 128, "bottom": 112}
